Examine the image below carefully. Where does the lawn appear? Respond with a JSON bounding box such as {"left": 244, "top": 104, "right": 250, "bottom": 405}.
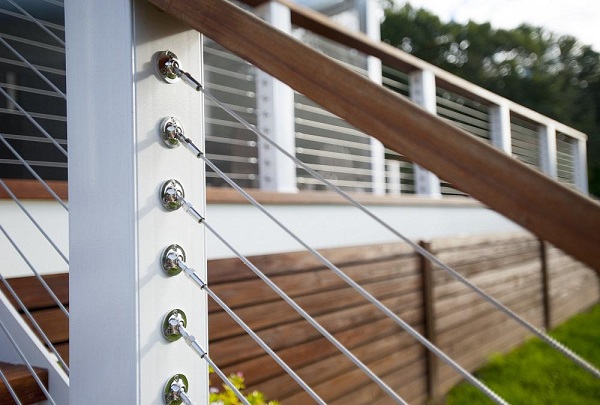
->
{"left": 444, "top": 303, "right": 600, "bottom": 404}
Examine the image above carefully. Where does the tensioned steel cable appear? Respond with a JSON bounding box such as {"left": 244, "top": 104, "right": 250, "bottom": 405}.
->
{"left": 202, "top": 219, "right": 409, "bottom": 405}
{"left": 190, "top": 78, "right": 600, "bottom": 380}
{"left": 174, "top": 322, "right": 250, "bottom": 405}
{"left": 0, "top": 178, "right": 69, "bottom": 264}
{"left": 167, "top": 67, "right": 508, "bottom": 402}
{"left": 0, "top": 227, "right": 69, "bottom": 373}
{"left": 0, "top": 367, "right": 23, "bottom": 405}
{"left": 170, "top": 256, "right": 326, "bottom": 404}
{"left": 0, "top": 134, "right": 68, "bottom": 210}
{"left": 162, "top": 183, "right": 407, "bottom": 402}
{"left": 6, "top": 0, "right": 65, "bottom": 46}
{"left": 0, "top": 225, "right": 68, "bottom": 318}
{"left": 173, "top": 137, "right": 506, "bottom": 404}
{"left": 0, "top": 89, "right": 68, "bottom": 157}
{"left": 0, "top": 37, "right": 66, "bottom": 99}
{"left": 0, "top": 317, "right": 58, "bottom": 405}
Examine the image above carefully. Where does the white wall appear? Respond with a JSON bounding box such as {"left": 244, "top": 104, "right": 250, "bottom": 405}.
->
{"left": 1, "top": 200, "right": 69, "bottom": 277}
{"left": 1, "top": 199, "right": 521, "bottom": 277}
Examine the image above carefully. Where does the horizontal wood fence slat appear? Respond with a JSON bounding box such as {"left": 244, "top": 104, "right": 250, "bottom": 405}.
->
{"left": 5, "top": 233, "right": 598, "bottom": 403}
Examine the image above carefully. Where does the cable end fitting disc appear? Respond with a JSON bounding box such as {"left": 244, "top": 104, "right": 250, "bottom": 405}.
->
{"left": 163, "top": 374, "right": 189, "bottom": 405}
{"left": 160, "top": 179, "right": 185, "bottom": 211}
{"left": 160, "top": 116, "right": 184, "bottom": 149}
{"left": 156, "top": 50, "right": 181, "bottom": 84}
{"left": 162, "top": 309, "right": 187, "bottom": 342}
{"left": 161, "top": 244, "right": 186, "bottom": 276}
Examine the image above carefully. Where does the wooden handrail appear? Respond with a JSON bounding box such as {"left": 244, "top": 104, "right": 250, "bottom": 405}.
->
{"left": 148, "top": 0, "right": 600, "bottom": 272}
{"left": 271, "top": 0, "right": 586, "bottom": 140}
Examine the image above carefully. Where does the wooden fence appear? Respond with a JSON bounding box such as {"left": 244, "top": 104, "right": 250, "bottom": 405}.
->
{"left": 2, "top": 232, "right": 598, "bottom": 403}
{"left": 208, "top": 232, "right": 599, "bottom": 404}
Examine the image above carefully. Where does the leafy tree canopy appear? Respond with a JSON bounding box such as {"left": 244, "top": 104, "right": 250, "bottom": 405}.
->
{"left": 381, "top": 3, "right": 600, "bottom": 195}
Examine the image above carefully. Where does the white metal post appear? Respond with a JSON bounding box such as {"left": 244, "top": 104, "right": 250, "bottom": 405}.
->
{"left": 386, "top": 160, "right": 401, "bottom": 195}
{"left": 256, "top": 1, "right": 298, "bottom": 193}
{"left": 410, "top": 70, "right": 441, "bottom": 197}
{"left": 572, "top": 137, "right": 589, "bottom": 194}
{"left": 363, "top": 0, "right": 386, "bottom": 195}
{"left": 67, "top": 0, "right": 207, "bottom": 403}
{"left": 539, "top": 123, "right": 558, "bottom": 179}
{"left": 489, "top": 102, "right": 512, "bottom": 154}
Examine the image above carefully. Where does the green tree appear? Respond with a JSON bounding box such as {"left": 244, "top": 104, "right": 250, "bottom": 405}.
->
{"left": 381, "top": 3, "right": 600, "bottom": 196}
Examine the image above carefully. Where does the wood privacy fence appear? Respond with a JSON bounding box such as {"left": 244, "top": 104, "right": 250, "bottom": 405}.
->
{"left": 2, "top": 232, "right": 598, "bottom": 404}
{"left": 207, "top": 232, "right": 599, "bottom": 404}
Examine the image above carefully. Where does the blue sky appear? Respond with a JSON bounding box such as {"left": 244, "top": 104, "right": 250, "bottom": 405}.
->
{"left": 398, "top": 0, "right": 600, "bottom": 52}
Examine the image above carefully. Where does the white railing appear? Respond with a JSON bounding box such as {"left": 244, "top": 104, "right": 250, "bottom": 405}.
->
{"left": 0, "top": 0, "right": 597, "bottom": 404}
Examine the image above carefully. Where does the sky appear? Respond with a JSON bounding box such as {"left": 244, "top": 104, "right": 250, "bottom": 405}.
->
{"left": 397, "top": 0, "right": 600, "bottom": 52}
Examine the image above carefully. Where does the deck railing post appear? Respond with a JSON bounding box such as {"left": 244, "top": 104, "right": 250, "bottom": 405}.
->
{"left": 489, "top": 102, "right": 512, "bottom": 154}
{"left": 572, "top": 137, "right": 589, "bottom": 194}
{"left": 362, "top": 0, "right": 386, "bottom": 195}
{"left": 410, "top": 70, "right": 441, "bottom": 197}
{"left": 539, "top": 124, "right": 558, "bottom": 179}
{"left": 66, "top": 0, "right": 207, "bottom": 403}
{"left": 256, "top": 1, "right": 298, "bottom": 193}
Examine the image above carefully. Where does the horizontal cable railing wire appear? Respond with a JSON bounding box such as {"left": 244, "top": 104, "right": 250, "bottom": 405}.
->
{"left": 556, "top": 132, "right": 576, "bottom": 188}
{"left": 204, "top": 39, "right": 258, "bottom": 189}
{"left": 291, "top": 25, "right": 376, "bottom": 193}
{"left": 0, "top": 4, "right": 69, "bottom": 382}
{"left": 167, "top": 256, "right": 326, "bottom": 404}
{"left": 0, "top": 231, "right": 69, "bottom": 373}
{"left": 0, "top": 0, "right": 67, "bottom": 185}
{"left": 0, "top": 317, "right": 55, "bottom": 405}
{"left": 0, "top": 178, "right": 68, "bottom": 264}
{"left": 160, "top": 67, "right": 507, "bottom": 402}
{"left": 167, "top": 56, "right": 600, "bottom": 387}
{"left": 510, "top": 116, "right": 542, "bottom": 171}
{"left": 0, "top": 134, "right": 68, "bottom": 210}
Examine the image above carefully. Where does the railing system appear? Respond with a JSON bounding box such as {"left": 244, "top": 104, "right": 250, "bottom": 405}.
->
{"left": 0, "top": 0, "right": 69, "bottom": 403}
{"left": 0, "top": 0, "right": 599, "bottom": 404}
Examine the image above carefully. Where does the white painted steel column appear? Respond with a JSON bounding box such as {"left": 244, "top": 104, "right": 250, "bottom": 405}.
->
{"left": 572, "top": 137, "right": 589, "bottom": 194}
{"left": 539, "top": 124, "right": 558, "bottom": 179}
{"left": 410, "top": 70, "right": 441, "bottom": 197}
{"left": 256, "top": 1, "right": 298, "bottom": 193}
{"left": 386, "top": 160, "right": 401, "bottom": 195}
{"left": 67, "top": 1, "right": 207, "bottom": 403}
{"left": 364, "top": 0, "right": 386, "bottom": 195}
{"left": 489, "top": 102, "right": 512, "bottom": 154}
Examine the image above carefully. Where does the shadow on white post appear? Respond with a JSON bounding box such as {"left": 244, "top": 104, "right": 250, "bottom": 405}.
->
{"left": 410, "top": 70, "right": 441, "bottom": 198}
{"left": 67, "top": 0, "right": 207, "bottom": 403}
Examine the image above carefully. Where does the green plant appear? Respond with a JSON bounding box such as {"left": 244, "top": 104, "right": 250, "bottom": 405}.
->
{"left": 209, "top": 369, "right": 280, "bottom": 405}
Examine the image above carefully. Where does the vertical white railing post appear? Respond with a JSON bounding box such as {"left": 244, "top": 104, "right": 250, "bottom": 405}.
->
{"left": 67, "top": 0, "right": 207, "bottom": 403}
{"left": 489, "top": 102, "right": 512, "bottom": 154}
{"left": 256, "top": 1, "right": 298, "bottom": 193}
{"left": 539, "top": 124, "right": 558, "bottom": 179}
{"left": 572, "top": 137, "right": 589, "bottom": 194}
{"left": 363, "top": 0, "right": 386, "bottom": 195}
{"left": 410, "top": 70, "right": 441, "bottom": 197}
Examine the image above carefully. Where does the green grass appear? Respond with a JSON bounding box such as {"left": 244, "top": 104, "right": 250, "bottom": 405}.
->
{"left": 444, "top": 303, "right": 600, "bottom": 405}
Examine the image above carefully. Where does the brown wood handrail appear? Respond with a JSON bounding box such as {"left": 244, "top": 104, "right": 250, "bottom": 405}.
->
{"left": 250, "top": 0, "right": 586, "bottom": 140}
{"left": 147, "top": 0, "right": 600, "bottom": 272}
